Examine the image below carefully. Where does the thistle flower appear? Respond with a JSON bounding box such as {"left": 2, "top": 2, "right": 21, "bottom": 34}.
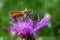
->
{"left": 5, "top": 11, "right": 51, "bottom": 40}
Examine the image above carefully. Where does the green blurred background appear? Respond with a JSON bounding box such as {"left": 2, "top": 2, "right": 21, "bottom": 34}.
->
{"left": 0, "top": 0, "right": 60, "bottom": 40}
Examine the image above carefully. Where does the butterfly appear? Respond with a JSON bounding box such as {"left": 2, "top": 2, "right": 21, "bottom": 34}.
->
{"left": 10, "top": 11, "right": 23, "bottom": 18}
{"left": 10, "top": 9, "right": 32, "bottom": 18}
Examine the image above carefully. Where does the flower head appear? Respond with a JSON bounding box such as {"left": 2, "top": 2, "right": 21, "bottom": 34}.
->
{"left": 5, "top": 11, "right": 51, "bottom": 38}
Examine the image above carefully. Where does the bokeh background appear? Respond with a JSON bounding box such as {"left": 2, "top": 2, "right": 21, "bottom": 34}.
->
{"left": 0, "top": 0, "right": 60, "bottom": 40}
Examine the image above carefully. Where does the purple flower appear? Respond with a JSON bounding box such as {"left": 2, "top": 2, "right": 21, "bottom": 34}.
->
{"left": 0, "top": 2, "right": 4, "bottom": 8}
{"left": 5, "top": 12, "right": 51, "bottom": 38}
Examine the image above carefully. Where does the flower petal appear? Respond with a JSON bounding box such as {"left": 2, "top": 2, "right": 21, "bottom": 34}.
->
{"left": 12, "top": 16, "right": 17, "bottom": 22}
{"left": 34, "top": 13, "right": 51, "bottom": 32}
{"left": 38, "top": 15, "right": 40, "bottom": 22}
{"left": 31, "top": 11, "right": 37, "bottom": 20}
